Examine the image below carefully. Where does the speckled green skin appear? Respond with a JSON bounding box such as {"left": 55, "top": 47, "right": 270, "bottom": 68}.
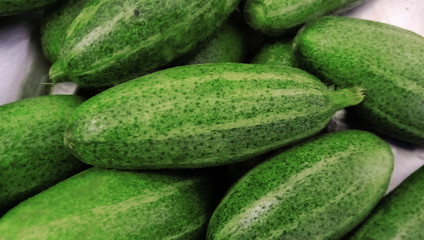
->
{"left": 348, "top": 167, "right": 424, "bottom": 240}
{"left": 0, "top": 0, "right": 57, "bottom": 15}
{"left": 251, "top": 38, "right": 298, "bottom": 67}
{"left": 207, "top": 130, "right": 394, "bottom": 240}
{"left": 49, "top": 0, "right": 240, "bottom": 89}
{"left": 294, "top": 17, "right": 424, "bottom": 145}
{"left": 176, "top": 20, "right": 247, "bottom": 65}
{"left": 64, "top": 63, "right": 364, "bottom": 169}
{"left": 41, "top": 0, "right": 88, "bottom": 63}
{"left": 0, "top": 95, "right": 87, "bottom": 211}
{"left": 244, "top": 0, "right": 364, "bottom": 36}
{"left": 0, "top": 167, "right": 215, "bottom": 239}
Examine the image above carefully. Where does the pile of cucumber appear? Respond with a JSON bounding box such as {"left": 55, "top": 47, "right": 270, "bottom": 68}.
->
{"left": 0, "top": 0, "right": 423, "bottom": 239}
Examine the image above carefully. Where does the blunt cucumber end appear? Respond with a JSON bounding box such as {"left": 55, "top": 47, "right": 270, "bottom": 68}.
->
{"left": 49, "top": 61, "right": 68, "bottom": 83}
{"left": 329, "top": 87, "right": 365, "bottom": 109}
{"left": 244, "top": 1, "right": 267, "bottom": 33}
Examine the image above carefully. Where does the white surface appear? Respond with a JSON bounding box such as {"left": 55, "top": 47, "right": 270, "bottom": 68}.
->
{"left": 0, "top": 14, "right": 50, "bottom": 105}
{"left": 387, "top": 142, "right": 424, "bottom": 193}
{"left": 345, "top": 0, "right": 424, "bottom": 36}
{"left": 51, "top": 82, "right": 78, "bottom": 95}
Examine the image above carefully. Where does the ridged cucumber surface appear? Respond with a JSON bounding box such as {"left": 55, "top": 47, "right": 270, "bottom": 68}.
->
{"left": 173, "top": 20, "right": 247, "bottom": 65}
{"left": 0, "top": 0, "right": 58, "bottom": 15}
{"left": 0, "top": 167, "right": 215, "bottom": 239}
{"left": 64, "top": 63, "right": 364, "bottom": 169}
{"left": 49, "top": 0, "right": 240, "bottom": 88}
{"left": 251, "top": 38, "right": 298, "bottom": 67}
{"left": 207, "top": 130, "right": 394, "bottom": 240}
{"left": 348, "top": 166, "right": 424, "bottom": 240}
{"left": 0, "top": 95, "right": 87, "bottom": 211}
{"left": 244, "top": 0, "right": 365, "bottom": 36}
{"left": 41, "top": 0, "right": 88, "bottom": 63}
{"left": 294, "top": 17, "right": 424, "bottom": 145}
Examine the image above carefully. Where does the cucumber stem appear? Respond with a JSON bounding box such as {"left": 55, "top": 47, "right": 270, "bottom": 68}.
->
{"left": 329, "top": 87, "right": 365, "bottom": 109}
{"left": 49, "top": 61, "right": 67, "bottom": 84}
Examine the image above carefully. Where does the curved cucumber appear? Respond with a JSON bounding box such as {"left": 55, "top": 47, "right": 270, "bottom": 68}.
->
{"left": 175, "top": 20, "right": 247, "bottom": 65}
{"left": 64, "top": 63, "right": 364, "bottom": 169}
{"left": 294, "top": 17, "right": 424, "bottom": 145}
{"left": 207, "top": 130, "right": 394, "bottom": 240}
{"left": 0, "top": 168, "right": 215, "bottom": 239}
{"left": 251, "top": 38, "right": 298, "bottom": 67}
{"left": 0, "top": 95, "right": 87, "bottom": 211}
{"left": 49, "top": 0, "right": 240, "bottom": 88}
{"left": 348, "top": 166, "right": 424, "bottom": 240}
{"left": 244, "top": 0, "right": 365, "bottom": 36}
{"left": 41, "top": 0, "right": 88, "bottom": 63}
{"left": 0, "top": 0, "right": 57, "bottom": 15}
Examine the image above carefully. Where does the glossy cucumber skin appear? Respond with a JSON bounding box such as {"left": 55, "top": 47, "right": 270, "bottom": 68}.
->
{"left": 244, "top": 0, "right": 365, "bottom": 36}
{"left": 251, "top": 38, "right": 298, "bottom": 67}
{"left": 64, "top": 63, "right": 363, "bottom": 169}
{"left": 49, "top": 0, "right": 240, "bottom": 88}
{"left": 348, "top": 167, "right": 424, "bottom": 240}
{"left": 0, "top": 95, "right": 87, "bottom": 211}
{"left": 294, "top": 16, "right": 424, "bottom": 145}
{"left": 176, "top": 20, "right": 247, "bottom": 65}
{"left": 41, "top": 0, "right": 88, "bottom": 63}
{"left": 0, "top": 168, "right": 215, "bottom": 240}
{"left": 0, "top": 0, "right": 57, "bottom": 15}
{"left": 207, "top": 130, "right": 394, "bottom": 240}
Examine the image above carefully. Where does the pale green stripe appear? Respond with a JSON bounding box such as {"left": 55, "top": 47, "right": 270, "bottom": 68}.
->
{"left": 160, "top": 106, "right": 326, "bottom": 140}
{"left": 79, "top": 86, "right": 326, "bottom": 141}
{"left": 392, "top": 210, "right": 424, "bottom": 240}
{"left": 365, "top": 98, "right": 422, "bottom": 137}
{"left": 13, "top": 178, "right": 201, "bottom": 239}
{"left": 65, "top": 0, "right": 219, "bottom": 76}
{"left": 214, "top": 147, "right": 355, "bottom": 239}
{"left": 177, "top": 71, "right": 317, "bottom": 85}
{"left": 367, "top": 64, "right": 424, "bottom": 97}
{"left": 265, "top": 183, "right": 363, "bottom": 240}
{"left": 69, "top": 9, "right": 134, "bottom": 56}
{"left": 66, "top": 1, "right": 106, "bottom": 38}
{"left": 172, "top": 121, "right": 327, "bottom": 166}
{"left": 91, "top": 178, "right": 198, "bottom": 214}
{"left": 164, "top": 214, "right": 208, "bottom": 240}
{"left": 264, "top": 0, "right": 310, "bottom": 18}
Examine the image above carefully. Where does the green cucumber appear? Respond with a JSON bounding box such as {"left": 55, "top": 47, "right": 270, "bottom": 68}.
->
{"left": 41, "top": 0, "right": 88, "bottom": 63}
{"left": 174, "top": 20, "right": 247, "bottom": 65}
{"left": 0, "top": 167, "right": 215, "bottom": 239}
{"left": 0, "top": 0, "right": 57, "bottom": 15}
{"left": 207, "top": 130, "right": 394, "bottom": 240}
{"left": 64, "top": 63, "right": 364, "bottom": 169}
{"left": 49, "top": 0, "right": 240, "bottom": 88}
{"left": 294, "top": 16, "right": 424, "bottom": 145}
{"left": 244, "top": 0, "right": 365, "bottom": 36}
{"left": 347, "top": 166, "right": 424, "bottom": 240}
{"left": 251, "top": 38, "right": 298, "bottom": 67}
{"left": 0, "top": 95, "right": 87, "bottom": 211}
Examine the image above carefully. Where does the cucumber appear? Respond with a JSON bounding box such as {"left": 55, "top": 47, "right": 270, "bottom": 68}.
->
{"left": 49, "top": 0, "right": 240, "bottom": 88}
{"left": 64, "top": 63, "right": 364, "bottom": 169}
{"left": 347, "top": 166, "right": 424, "bottom": 240}
{"left": 207, "top": 130, "right": 394, "bottom": 240}
{"left": 244, "top": 0, "right": 365, "bottom": 36}
{"left": 0, "top": 167, "right": 215, "bottom": 239}
{"left": 174, "top": 20, "right": 247, "bottom": 65}
{"left": 0, "top": 0, "right": 57, "bottom": 15}
{"left": 0, "top": 95, "right": 87, "bottom": 211}
{"left": 294, "top": 16, "right": 424, "bottom": 145}
{"left": 251, "top": 38, "right": 298, "bottom": 67}
{"left": 41, "top": 0, "right": 88, "bottom": 63}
